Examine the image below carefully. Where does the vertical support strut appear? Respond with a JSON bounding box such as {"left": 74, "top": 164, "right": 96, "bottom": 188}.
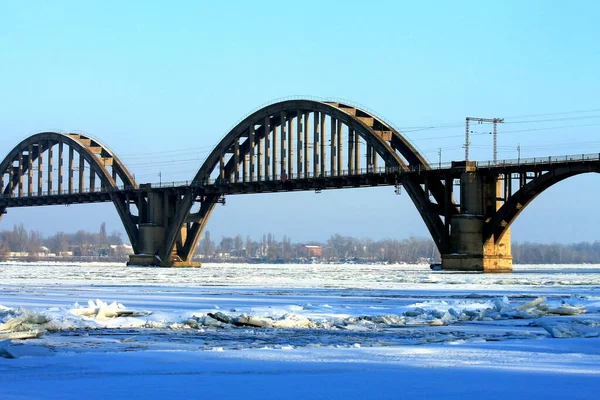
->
{"left": 354, "top": 132, "right": 361, "bottom": 172}
{"left": 58, "top": 142, "right": 64, "bottom": 194}
{"left": 38, "top": 142, "right": 44, "bottom": 196}
{"left": 313, "top": 111, "right": 320, "bottom": 176}
{"left": 444, "top": 176, "right": 452, "bottom": 230}
{"left": 68, "top": 146, "right": 74, "bottom": 194}
{"left": 337, "top": 120, "right": 343, "bottom": 175}
{"left": 320, "top": 113, "right": 326, "bottom": 177}
{"left": 90, "top": 167, "right": 96, "bottom": 192}
{"left": 372, "top": 147, "right": 378, "bottom": 171}
{"left": 47, "top": 140, "right": 53, "bottom": 193}
{"left": 303, "top": 112, "right": 309, "bottom": 177}
{"left": 288, "top": 115, "right": 294, "bottom": 177}
{"left": 296, "top": 110, "right": 302, "bottom": 178}
{"left": 219, "top": 153, "right": 225, "bottom": 180}
{"left": 258, "top": 126, "right": 263, "bottom": 181}
{"left": 330, "top": 117, "right": 337, "bottom": 175}
{"left": 17, "top": 151, "right": 23, "bottom": 197}
{"left": 249, "top": 123, "right": 255, "bottom": 182}
{"left": 272, "top": 122, "right": 279, "bottom": 179}
{"left": 242, "top": 142, "right": 248, "bottom": 183}
{"left": 111, "top": 159, "right": 117, "bottom": 186}
{"left": 27, "top": 143, "right": 33, "bottom": 196}
{"left": 79, "top": 150, "right": 85, "bottom": 193}
{"left": 280, "top": 111, "right": 287, "bottom": 177}
{"left": 348, "top": 128, "right": 355, "bottom": 174}
{"left": 264, "top": 116, "right": 270, "bottom": 180}
{"left": 366, "top": 145, "right": 372, "bottom": 173}
{"left": 8, "top": 159, "right": 14, "bottom": 196}
{"left": 234, "top": 139, "right": 240, "bottom": 183}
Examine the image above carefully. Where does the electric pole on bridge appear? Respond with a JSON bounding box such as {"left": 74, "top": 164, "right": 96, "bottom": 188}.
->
{"left": 465, "top": 117, "right": 504, "bottom": 162}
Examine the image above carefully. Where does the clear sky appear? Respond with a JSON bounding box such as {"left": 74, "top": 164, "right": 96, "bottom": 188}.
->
{"left": 1, "top": 0, "right": 599, "bottom": 243}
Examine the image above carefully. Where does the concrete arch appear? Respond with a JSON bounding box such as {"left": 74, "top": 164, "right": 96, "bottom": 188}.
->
{"left": 0, "top": 132, "right": 140, "bottom": 250}
{"left": 486, "top": 165, "right": 600, "bottom": 242}
{"left": 161, "top": 100, "right": 454, "bottom": 263}
{"left": 190, "top": 100, "right": 429, "bottom": 185}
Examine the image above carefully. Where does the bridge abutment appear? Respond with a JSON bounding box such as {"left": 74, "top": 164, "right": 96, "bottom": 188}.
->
{"left": 441, "top": 164, "right": 513, "bottom": 273}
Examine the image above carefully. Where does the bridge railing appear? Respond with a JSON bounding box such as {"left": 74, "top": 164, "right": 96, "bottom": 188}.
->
{"left": 471, "top": 152, "right": 600, "bottom": 169}
{"left": 2, "top": 152, "right": 599, "bottom": 199}
{"left": 0, "top": 184, "right": 140, "bottom": 198}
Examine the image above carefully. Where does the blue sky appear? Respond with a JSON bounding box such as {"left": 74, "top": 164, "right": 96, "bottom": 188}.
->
{"left": 1, "top": 1, "right": 599, "bottom": 243}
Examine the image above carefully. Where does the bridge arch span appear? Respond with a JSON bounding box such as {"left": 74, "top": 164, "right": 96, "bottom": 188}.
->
{"left": 486, "top": 164, "right": 600, "bottom": 243}
{"left": 0, "top": 132, "right": 140, "bottom": 250}
{"left": 159, "top": 100, "right": 455, "bottom": 264}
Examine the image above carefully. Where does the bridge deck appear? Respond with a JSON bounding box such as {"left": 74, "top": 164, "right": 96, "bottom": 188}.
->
{"left": 2, "top": 155, "right": 599, "bottom": 210}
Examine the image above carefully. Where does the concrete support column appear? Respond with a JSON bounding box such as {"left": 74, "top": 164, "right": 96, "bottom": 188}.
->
{"left": 366, "top": 145, "right": 372, "bottom": 173}
{"left": 442, "top": 166, "right": 512, "bottom": 273}
{"left": 128, "top": 191, "right": 201, "bottom": 268}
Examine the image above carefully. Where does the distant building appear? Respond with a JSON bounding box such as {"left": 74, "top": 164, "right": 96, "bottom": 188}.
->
{"left": 296, "top": 245, "right": 323, "bottom": 258}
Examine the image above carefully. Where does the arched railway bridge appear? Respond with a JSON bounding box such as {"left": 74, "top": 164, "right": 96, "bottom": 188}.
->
{"left": 1, "top": 100, "right": 599, "bottom": 272}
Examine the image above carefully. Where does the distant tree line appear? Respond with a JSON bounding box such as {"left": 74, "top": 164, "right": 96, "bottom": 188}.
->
{"left": 198, "top": 232, "right": 600, "bottom": 264}
{"left": 512, "top": 241, "right": 600, "bottom": 264}
{"left": 2, "top": 225, "right": 600, "bottom": 264}
{"left": 0, "top": 223, "right": 124, "bottom": 260}
{"left": 197, "top": 231, "right": 441, "bottom": 263}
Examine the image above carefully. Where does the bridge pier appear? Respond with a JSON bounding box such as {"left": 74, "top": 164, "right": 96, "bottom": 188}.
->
{"left": 442, "top": 163, "right": 512, "bottom": 273}
{"left": 127, "top": 190, "right": 201, "bottom": 268}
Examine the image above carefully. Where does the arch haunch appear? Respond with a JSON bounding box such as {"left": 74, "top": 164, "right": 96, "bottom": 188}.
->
{"left": 158, "top": 100, "right": 455, "bottom": 265}
{"left": 0, "top": 132, "right": 140, "bottom": 251}
{"left": 485, "top": 165, "right": 600, "bottom": 243}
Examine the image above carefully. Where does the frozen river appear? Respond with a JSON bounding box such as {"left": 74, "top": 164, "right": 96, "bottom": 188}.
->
{"left": 1, "top": 262, "right": 599, "bottom": 399}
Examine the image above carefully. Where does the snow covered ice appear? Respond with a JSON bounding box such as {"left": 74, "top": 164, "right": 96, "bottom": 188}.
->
{"left": 0, "top": 262, "right": 599, "bottom": 399}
